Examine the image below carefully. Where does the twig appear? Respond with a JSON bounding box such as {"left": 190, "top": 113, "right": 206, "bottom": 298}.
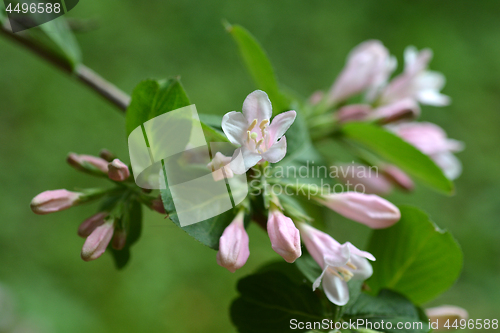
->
{"left": 0, "top": 22, "right": 130, "bottom": 112}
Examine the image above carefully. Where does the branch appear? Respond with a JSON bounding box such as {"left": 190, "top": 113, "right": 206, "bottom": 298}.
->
{"left": 0, "top": 22, "right": 130, "bottom": 112}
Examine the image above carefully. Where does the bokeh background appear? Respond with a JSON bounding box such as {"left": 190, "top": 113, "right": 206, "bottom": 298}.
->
{"left": 1, "top": 0, "right": 499, "bottom": 332}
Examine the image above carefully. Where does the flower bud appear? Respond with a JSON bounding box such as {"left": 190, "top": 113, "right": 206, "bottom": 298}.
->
{"left": 108, "top": 159, "right": 130, "bottom": 181}
{"left": 150, "top": 196, "right": 166, "bottom": 214}
{"left": 368, "top": 98, "right": 421, "bottom": 124}
{"left": 383, "top": 165, "right": 414, "bottom": 192}
{"left": 335, "top": 104, "right": 371, "bottom": 124}
{"left": 267, "top": 208, "right": 301, "bottom": 263}
{"left": 217, "top": 212, "right": 250, "bottom": 272}
{"left": 112, "top": 229, "right": 127, "bottom": 250}
{"left": 99, "top": 149, "right": 116, "bottom": 162}
{"left": 78, "top": 212, "right": 108, "bottom": 238}
{"left": 81, "top": 220, "right": 115, "bottom": 261}
{"left": 336, "top": 163, "right": 393, "bottom": 195}
{"left": 30, "top": 189, "right": 82, "bottom": 215}
{"left": 426, "top": 305, "right": 468, "bottom": 332}
{"left": 316, "top": 192, "right": 400, "bottom": 229}
{"left": 67, "top": 153, "right": 109, "bottom": 174}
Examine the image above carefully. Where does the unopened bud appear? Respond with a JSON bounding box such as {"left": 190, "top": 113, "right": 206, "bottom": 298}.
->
{"left": 67, "top": 153, "right": 109, "bottom": 175}
{"left": 99, "top": 149, "right": 116, "bottom": 162}
{"left": 78, "top": 212, "right": 108, "bottom": 238}
{"left": 108, "top": 159, "right": 130, "bottom": 181}
{"left": 112, "top": 229, "right": 127, "bottom": 250}
{"left": 267, "top": 207, "right": 301, "bottom": 263}
{"left": 150, "top": 196, "right": 166, "bottom": 214}
{"left": 81, "top": 220, "right": 115, "bottom": 261}
{"left": 30, "top": 189, "right": 82, "bottom": 215}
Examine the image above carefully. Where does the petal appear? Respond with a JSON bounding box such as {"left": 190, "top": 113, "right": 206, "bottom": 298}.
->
{"left": 349, "top": 255, "right": 374, "bottom": 280}
{"left": 432, "top": 151, "right": 462, "bottom": 180}
{"left": 322, "top": 269, "right": 350, "bottom": 306}
{"left": 242, "top": 90, "right": 272, "bottom": 124}
{"left": 231, "top": 147, "right": 262, "bottom": 173}
{"left": 345, "top": 242, "right": 376, "bottom": 261}
{"left": 222, "top": 111, "right": 248, "bottom": 145}
{"left": 261, "top": 136, "right": 287, "bottom": 163}
{"left": 267, "top": 111, "right": 296, "bottom": 143}
{"left": 417, "top": 90, "right": 451, "bottom": 106}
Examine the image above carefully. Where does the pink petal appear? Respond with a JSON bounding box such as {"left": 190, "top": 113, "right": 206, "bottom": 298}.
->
{"left": 242, "top": 90, "right": 272, "bottom": 124}
{"left": 267, "top": 111, "right": 296, "bottom": 144}
{"left": 261, "top": 136, "right": 287, "bottom": 163}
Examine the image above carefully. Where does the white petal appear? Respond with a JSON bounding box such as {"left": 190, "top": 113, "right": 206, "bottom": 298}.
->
{"left": 417, "top": 90, "right": 451, "bottom": 106}
{"left": 349, "top": 255, "right": 374, "bottom": 280}
{"left": 267, "top": 111, "right": 296, "bottom": 143}
{"left": 346, "top": 242, "right": 375, "bottom": 261}
{"left": 242, "top": 90, "right": 272, "bottom": 124}
{"left": 261, "top": 136, "right": 287, "bottom": 163}
{"left": 231, "top": 147, "right": 262, "bottom": 173}
{"left": 322, "top": 270, "right": 350, "bottom": 306}
{"left": 313, "top": 267, "right": 328, "bottom": 291}
{"left": 222, "top": 111, "right": 248, "bottom": 145}
{"left": 432, "top": 151, "right": 462, "bottom": 180}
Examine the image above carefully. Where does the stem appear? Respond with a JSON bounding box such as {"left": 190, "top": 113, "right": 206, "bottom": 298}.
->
{"left": 0, "top": 23, "right": 130, "bottom": 112}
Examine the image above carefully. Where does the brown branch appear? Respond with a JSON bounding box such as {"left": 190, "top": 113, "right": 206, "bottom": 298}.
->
{"left": 0, "top": 22, "right": 130, "bottom": 112}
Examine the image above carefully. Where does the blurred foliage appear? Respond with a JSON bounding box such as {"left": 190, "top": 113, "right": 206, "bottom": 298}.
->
{"left": 0, "top": 0, "right": 499, "bottom": 332}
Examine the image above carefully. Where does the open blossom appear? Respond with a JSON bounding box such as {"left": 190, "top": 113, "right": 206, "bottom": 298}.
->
{"left": 207, "top": 152, "right": 234, "bottom": 181}
{"left": 267, "top": 207, "right": 301, "bottom": 263}
{"left": 222, "top": 90, "right": 296, "bottom": 172}
{"left": 328, "top": 40, "right": 396, "bottom": 105}
{"left": 299, "top": 223, "right": 375, "bottom": 306}
{"left": 81, "top": 219, "right": 115, "bottom": 261}
{"left": 381, "top": 46, "right": 450, "bottom": 106}
{"left": 316, "top": 192, "right": 400, "bottom": 229}
{"left": 217, "top": 212, "right": 250, "bottom": 272}
{"left": 108, "top": 159, "right": 130, "bottom": 181}
{"left": 388, "top": 122, "right": 464, "bottom": 180}
{"left": 30, "top": 189, "right": 82, "bottom": 215}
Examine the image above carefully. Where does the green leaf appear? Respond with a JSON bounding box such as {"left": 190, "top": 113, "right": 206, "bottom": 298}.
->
{"left": 126, "top": 78, "right": 191, "bottom": 137}
{"left": 344, "top": 289, "right": 430, "bottom": 333}
{"left": 341, "top": 122, "right": 453, "bottom": 194}
{"left": 231, "top": 271, "right": 325, "bottom": 333}
{"left": 367, "top": 206, "right": 462, "bottom": 304}
{"left": 38, "top": 18, "right": 81, "bottom": 67}
{"left": 225, "top": 23, "right": 290, "bottom": 113}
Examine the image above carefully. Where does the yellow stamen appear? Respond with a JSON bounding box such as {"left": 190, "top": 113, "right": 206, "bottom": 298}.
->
{"left": 247, "top": 131, "right": 251, "bottom": 142}
{"left": 346, "top": 261, "right": 357, "bottom": 270}
{"left": 327, "top": 267, "right": 343, "bottom": 279}
{"left": 248, "top": 119, "right": 258, "bottom": 131}
{"left": 255, "top": 139, "right": 263, "bottom": 150}
{"left": 259, "top": 119, "right": 269, "bottom": 130}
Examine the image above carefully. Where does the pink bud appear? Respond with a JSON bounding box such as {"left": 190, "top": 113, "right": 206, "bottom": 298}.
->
{"left": 67, "top": 153, "right": 109, "bottom": 173}
{"left": 108, "top": 159, "right": 130, "bottom": 181}
{"left": 335, "top": 104, "right": 371, "bottom": 124}
{"left": 337, "top": 164, "right": 393, "bottom": 195}
{"left": 368, "top": 98, "right": 421, "bottom": 124}
{"left": 383, "top": 165, "right": 415, "bottom": 191}
{"left": 309, "top": 90, "right": 325, "bottom": 106}
{"left": 30, "top": 189, "right": 82, "bottom": 215}
{"left": 426, "top": 305, "right": 468, "bottom": 332}
{"left": 317, "top": 192, "right": 400, "bottom": 229}
{"left": 217, "top": 212, "right": 250, "bottom": 272}
{"left": 81, "top": 220, "right": 115, "bottom": 261}
{"left": 78, "top": 212, "right": 108, "bottom": 238}
{"left": 150, "top": 196, "right": 166, "bottom": 214}
{"left": 267, "top": 208, "right": 301, "bottom": 263}
{"left": 112, "top": 229, "right": 127, "bottom": 250}
{"left": 328, "top": 40, "right": 394, "bottom": 104}
{"left": 99, "top": 149, "right": 116, "bottom": 162}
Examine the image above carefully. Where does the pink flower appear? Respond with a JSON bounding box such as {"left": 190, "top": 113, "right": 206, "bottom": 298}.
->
{"left": 316, "top": 192, "right": 400, "bottom": 229}
{"left": 67, "top": 153, "right": 109, "bottom": 174}
{"left": 383, "top": 165, "right": 415, "bottom": 191}
{"left": 81, "top": 219, "right": 115, "bottom": 261}
{"left": 267, "top": 207, "right": 302, "bottom": 263}
{"left": 299, "top": 223, "right": 375, "bottom": 306}
{"left": 78, "top": 212, "right": 108, "bottom": 238}
{"left": 381, "top": 46, "right": 450, "bottom": 106}
{"left": 336, "top": 99, "right": 420, "bottom": 125}
{"left": 217, "top": 212, "right": 250, "bottom": 272}
{"left": 207, "top": 152, "right": 234, "bottom": 181}
{"left": 387, "top": 122, "right": 464, "bottom": 179}
{"left": 30, "top": 189, "right": 82, "bottom": 215}
{"left": 108, "top": 159, "right": 130, "bottom": 181}
{"left": 328, "top": 40, "right": 396, "bottom": 104}
{"left": 336, "top": 163, "right": 393, "bottom": 195}
{"left": 222, "top": 90, "right": 296, "bottom": 172}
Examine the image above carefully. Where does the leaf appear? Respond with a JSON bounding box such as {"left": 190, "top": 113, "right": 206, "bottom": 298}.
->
{"left": 344, "top": 289, "right": 430, "bottom": 333}
{"left": 231, "top": 271, "right": 324, "bottom": 333}
{"left": 126, "top": 78, "right": 191, "bottom": 137}
{"left": 367, "top": 206, "right": 462, "bottom": 304}
{"left": 225, "top": 22, "right": 290, "bottom": 113}
{"left": 341, "top": 122, "right": 453, "bottom": 194}
{"left": 38, "top": 18, "right": 81, "bottom": 67}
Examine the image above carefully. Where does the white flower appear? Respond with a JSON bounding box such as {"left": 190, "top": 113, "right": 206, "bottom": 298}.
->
{"left": 222, "top": 90, "right": 296, "bottom": 172}
{"left": 381, "top": 46, "right": 450, "bottom": 106}
{"left": 207, "top": 152, "right": 234, "bottom": 181}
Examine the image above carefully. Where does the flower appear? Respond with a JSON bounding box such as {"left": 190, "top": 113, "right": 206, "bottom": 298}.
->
{"left": 217, "top": 211, "right": 250, "bottom": 272}
{"left": 299, "top": 223, "right": 375, "bottom": 306}
{"left": 336, "top": 163, "right": 393, "bottom": 195}
{"left": 382, "top": 164, "right": 414, "bottom": 191}
{"left": 426, "top": 305, "right": 468, "bottom": 332}
{"left": 387, "top": 122, "right": 464, "bottom": 179}
{"left": 81, "top": 219, "right": 115, "bottom": 261}
{"left": 381, "top": 46, "right": 450, "bottom": 106}
{"left": 336, "top": 98, "right": 420, "bottom": 125}
{"left": 67, "top": 153, "right": 109, "bottom": 174}
{"left": 207, "top": 152, "right": 234, "bottom": 181}
{"left": 267, "top": 207, "right": 301, "bottom": 263}
{"left": 30, "top": 189, "right": 82, "bottom": 215}
{"left": 315, "top": 192, "right": 400, "bottom": 229}
{"left": 108, "top": 159, "right": 130, "bottom": 181}
{"left": 78, "top": 212, "right": 108, "bottom": 238}
{"left": 221, "top": 90, "right": 296, "bottom": 172}
{"left": 328, "top": 40, "right": 396, "bottom": 105}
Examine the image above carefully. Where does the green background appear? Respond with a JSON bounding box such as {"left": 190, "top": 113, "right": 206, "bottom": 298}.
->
{"left": 0, "top": 0, "right": 499, "bottom": 332}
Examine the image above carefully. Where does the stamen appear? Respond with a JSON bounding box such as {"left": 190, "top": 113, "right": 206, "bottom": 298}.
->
{"left": 346, "top": 261, "right": 357, "bottom": 270}
{"left": 248, "top": 119, "right": 258, "bottom": 131}
{"left": 259, "top": 119, "right": 269, "bottom": 129}
{"left": 327, "top": 267, "right": 343, "bottom": 279}
{"left": 247, "top": 131, "right": 251, "bottom": 142}
{"left": 255, "top": 139, "right": 263, "bottom": 150}
{"left": 338, "top": 267, "right": 354, "bottom": 282}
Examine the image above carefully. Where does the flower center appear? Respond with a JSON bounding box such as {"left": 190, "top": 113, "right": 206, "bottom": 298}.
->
{"left": 246, "top": 118, "right": 270, "bottom": 153}
{"left": 327, "top": 261, "right": 357, "bottom": 282}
